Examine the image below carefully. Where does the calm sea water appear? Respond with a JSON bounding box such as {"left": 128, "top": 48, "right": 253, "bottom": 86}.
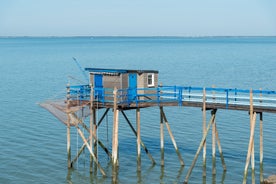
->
{"left": 1, "top": 37, "right": 276, "bottom": 184}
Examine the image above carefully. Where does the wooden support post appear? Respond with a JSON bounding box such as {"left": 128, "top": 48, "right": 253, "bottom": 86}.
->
{"left": 112, "top": 87, "right": 119, "bottom": 166}
{"left": 67, "top": 121, "right": 71, "bottom": 168}
{"left": 136, "top": 108, "right": 141, "bottom": 168}
{"left": 242, "top": 112, "right": 257, "bottom": 184}
{"left": 243, "top": 89, "right": 256, "bottom": 184}
{"left": 66, "top": 83, "right": 72, "bottom": 168}
{"left": 92, "top": 108, "right": 97, "bottom": 173}
{"left": 161, "top": 108, "right": 184, "bottom": 166}
{"left": 202, "top": 87, "right": 207, "bottom": 176}
{"left": 160, "top": 106, "right": 164, "bottom": 166}
{"left": 212, "top": 110, "right": 216, "bottom": 175}
{"left": 121, "top": 110, "right": 156, "bottom": 165}
{"left": 184, "top": 109, "right": 217, "bottom": 184}
{"left": 250, "top": 90, "right": 255, "bottom": 174}
{"left": 260, "top": 112, "right": 264, "bottom": 183}
{"left": 92, "top": 108, "right": 97, "bottom": 158}
{"left": 250, "top": 89, "right": 255, "bottom": 182}
{"left": 90, "top": 83, "right": 94, "bottom": 172}
{"left": 215, "top": 123, "right": 227, "bottom": 171}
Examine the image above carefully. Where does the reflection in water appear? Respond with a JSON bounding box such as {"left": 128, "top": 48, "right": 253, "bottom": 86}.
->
{"left": 252, "top": 168, "right": 255, "bottom": 184}
{"left": 66, "top": 161, "right": 230, "bottom": 184}
{"left": 212, "top": 174, "right": 216, "bottom": 184}
{"left": 202, "top": 170, "right": 227, "bottom": 184}
{"left": 66, "top": 168, "right": 73, "bottom": 184}
{"left": 203, "top": 175, "right": 206, "bottom": 184}
{"left": 64, "top": 139, "right": 265, "bottom": 184}
{"left": 176, "top": 166, "right": 185, "bottom": 181}
{"left": 112, "top": 164, "right": 119, "bottom": 184}
{"left": 160, "top": 165, "right": 185, "bottom": 184}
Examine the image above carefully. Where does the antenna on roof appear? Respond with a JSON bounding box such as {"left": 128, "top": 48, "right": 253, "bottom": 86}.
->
{"left": 72, "top": 57, "right": 89, "bottom": 83}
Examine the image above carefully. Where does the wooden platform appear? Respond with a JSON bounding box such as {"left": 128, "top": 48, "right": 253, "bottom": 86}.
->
{"left": 67, "top": 85, "right": 276, "bottom": 112}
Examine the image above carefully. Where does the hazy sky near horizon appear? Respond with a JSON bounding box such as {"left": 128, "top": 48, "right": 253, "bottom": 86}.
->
{"left": 1, "top": 0, "right": 276, "bottom": 36}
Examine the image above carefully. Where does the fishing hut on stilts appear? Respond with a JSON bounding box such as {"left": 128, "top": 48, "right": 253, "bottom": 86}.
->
{"left": 40, "top": 67, "right": 276, "bottom": 183}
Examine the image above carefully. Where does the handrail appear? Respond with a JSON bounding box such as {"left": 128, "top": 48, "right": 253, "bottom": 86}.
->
{"left": 67, "top": 85, "right": 276, "bottom": 108}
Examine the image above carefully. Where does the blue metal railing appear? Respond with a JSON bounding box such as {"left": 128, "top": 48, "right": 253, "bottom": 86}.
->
{"left": 68, "top": 85, "right": 276, "bottom": 108}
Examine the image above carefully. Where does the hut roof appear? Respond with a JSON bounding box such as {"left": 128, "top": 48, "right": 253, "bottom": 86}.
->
{"left": 85, "top": 68, "right": 158, "bottom": 75}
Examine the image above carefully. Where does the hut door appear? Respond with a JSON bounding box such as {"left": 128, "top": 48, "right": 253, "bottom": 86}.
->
{"left": 128, "top": 73, "right": 137, "bottom": 101}
{"left": 94, "top": 74, "right": 103, "bottom": 100}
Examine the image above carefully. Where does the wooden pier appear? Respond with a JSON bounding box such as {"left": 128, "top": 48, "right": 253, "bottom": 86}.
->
{"left": 40, "top": 68, "right": 276, "bottom": 183}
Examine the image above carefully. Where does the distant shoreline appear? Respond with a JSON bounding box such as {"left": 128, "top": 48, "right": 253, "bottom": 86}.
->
{"left": 1, "top": 35, "right": 276, "bottom": 39}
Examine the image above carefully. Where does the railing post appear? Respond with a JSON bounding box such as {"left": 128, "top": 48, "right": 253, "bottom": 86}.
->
{"left": 226, "top": 89, "right": 229, "bottom": 109}
{"left": 188, "top": 86, "right": 191, "bottom": 100}
{"left": 259, "top": 88, "right": 262, "bottom": 104}
{"left": 174, "top": 85, "right": 177, "bottom": 99}
{"left": 234, "top": 88, "right": 237, "bottom": 102}
{"left": 157, "top": 87, "right": 160, "bottom": 105}
{"left": 178, "top": 87, "right": 182, "bottom": 106}
{"left": 135, "top": 88, "right": 139, "bottom": 107}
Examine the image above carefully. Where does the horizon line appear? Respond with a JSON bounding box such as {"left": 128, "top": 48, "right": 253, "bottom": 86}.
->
{"left": 1, "top": 35, "right": 276, "bottom": 38}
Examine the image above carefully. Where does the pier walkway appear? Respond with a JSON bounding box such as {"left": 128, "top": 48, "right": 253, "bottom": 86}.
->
{"left": 69, "top": 85, "right": 276, "bottom": 113}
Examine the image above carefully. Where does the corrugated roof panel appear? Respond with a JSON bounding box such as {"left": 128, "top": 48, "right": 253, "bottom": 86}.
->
{"left": 85, "top": 68, "right": 158, "bottom": 74}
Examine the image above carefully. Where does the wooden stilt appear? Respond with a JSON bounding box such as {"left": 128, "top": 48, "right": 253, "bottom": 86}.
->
{"left": 160, "top": 106, "right": 164, "bottom": 166}
{"left": 92, "top": 108, "right": 97, "bottom": 173}
{"left": 242, "top": 112, "right": 257, "bottom": 184}
{"left": 243, "top": 89, "right": 256, "bottom": 184}
{"left": 89, "top": 84, "right": 94, "bottom": 172}
{"left": 136, "top": 108, "right": 141, "bottom": 168}
{"left": 250, "top": 89, "right": 255, "bottom": 183}
{"left": 250, "top": 89, "right": 255, "bottom": 175}
{"left": 184, "top": 109, "right": 217, "bottom": 184}
{"left": 66, "top": 83, "right": 72, "bottom": 168}
{"left": 67, "top": 121, "right": 71, "bottom": 168}
{"left": 260, "top": 112, "right": 264, "bottom": 183}
{"left": 212, "top": 110, "right": 216, "bottom": 175}
{"left": 251, "top": 127, "right": 255, "bottom": 179}
{"left": 92, "top": 108, "right": 97, "bottom": 156}
{"left": 221, "top": 170, "right": 227, "bottom": 183}
{"left": 112, "top": 87, "right": 119, "bottom": 166}
{"left": 202, "top": 88, "right": 207, "bottom": 176}
{"left": 112, "top": 163, "right": 119, "bottom": 183}
{"left": 121, "top": 110, "right": 155, "bottom": 164}
{"left": 160, "top": 108, "right": 184, "bottom": 166}
{"left": 215, "top": 123, "right": 227, "bottom": 171}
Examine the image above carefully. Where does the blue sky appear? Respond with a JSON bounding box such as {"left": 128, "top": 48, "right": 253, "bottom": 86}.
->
{"left": 1, "top": 0, "right": 276, "bottom": 36}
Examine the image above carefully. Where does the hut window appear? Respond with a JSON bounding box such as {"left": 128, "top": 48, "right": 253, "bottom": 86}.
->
{"left": 147, "top": 73, "right": 154, "bottom": 87}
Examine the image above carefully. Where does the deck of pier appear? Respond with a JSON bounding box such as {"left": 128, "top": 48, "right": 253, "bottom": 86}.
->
{"left": 67, "top": 85, "right": 276, "bottom": 113}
